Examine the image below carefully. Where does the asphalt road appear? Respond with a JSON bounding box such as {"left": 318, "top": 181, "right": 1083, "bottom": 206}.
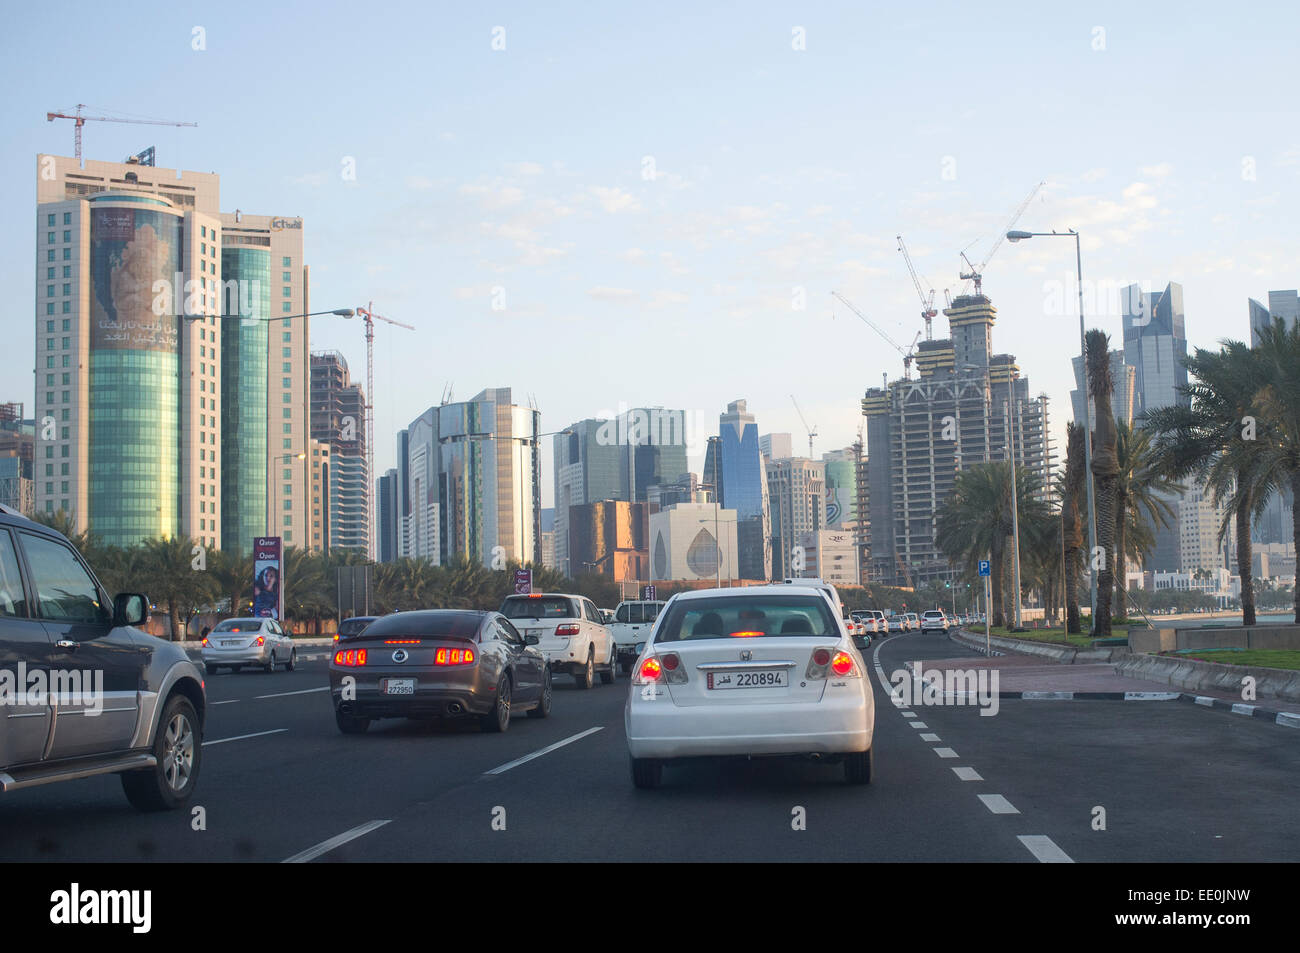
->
{"left": 2, "top": 631, "right": 1297, "bottom": 862}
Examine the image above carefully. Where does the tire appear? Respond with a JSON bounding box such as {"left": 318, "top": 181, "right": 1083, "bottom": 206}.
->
{"left": 482, "top": 676, "right": 511, "bottom": 732}
{"left": 205, "top": 663, "right": 221, "bottom": 676}
{"left": 527, "top": 667, "right": 552, "bottom": 719}
{"left": 263, "top": 652, "right": 275, "bottom": 673}
{"left": 121, "top": 694, "right": 201, "bottom": 811}
{"left": 844, "top": 747, "right": 874, "bottom": 785}
{"left": 574, "top": 649, "right": 594, "bottom": 690}
{"left": 630, "top": 756, "right": 662, "bottom": 789}
{"left": 286, "top": 649, "right": 297, "bottom": 672}
{"left": 335, "top": 707, "right": 370, "bottom": 734}
{"left": 599, "top": 648, "right": 615, "bottom": 684}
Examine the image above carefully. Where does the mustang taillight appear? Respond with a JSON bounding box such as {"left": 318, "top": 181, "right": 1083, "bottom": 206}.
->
{"left": 555, "top": 624, "right": 581, "bottom": 636}
{"left": 334, "top": 649, "right": 368, "bottom": 666}
{"left": 434, "top": 647, "right": 476, "bottom": 666}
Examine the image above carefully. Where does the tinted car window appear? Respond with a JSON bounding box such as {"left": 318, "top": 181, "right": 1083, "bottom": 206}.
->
{"left": 500, "top": 596, "right": 576, "bottom": 620}
{"left": 20, "top": 532, "right": 109, "bottom": 625}
{"left": 338, "top": 617, "right": 376, "bottom": 637}
{"left": 362, "top": 611, "right": 483, "bottom": 639}
{"left": 656, "top": 594, "right": 837, "bottom": 643}
{"left": 214, "top": 619, "right": 262, "bottom": 632}
{"left": 0, "top": 530, "right": 28, "bottom": 617}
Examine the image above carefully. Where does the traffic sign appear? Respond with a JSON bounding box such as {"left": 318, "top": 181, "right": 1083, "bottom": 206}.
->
{"left": 978, "top": 560, "right": 991, "bottom": 577}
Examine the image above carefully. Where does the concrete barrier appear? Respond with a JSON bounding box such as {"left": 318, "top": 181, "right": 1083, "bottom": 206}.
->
{"left": 1129, "top": 623, "right": 1300, "bottom": 655}
{"left": 1118, "top": 653, "right": 1300, "bottom": 704}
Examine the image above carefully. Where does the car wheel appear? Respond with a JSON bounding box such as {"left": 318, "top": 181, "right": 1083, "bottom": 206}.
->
{"left": 335, "top": 707, "right": 370, "bottom": 734}
{"left": 574, "top": 649, "right": 594, "bottom": 689}
{"left": 121, "top": 694, "right": 201, "bottom": 811}
{"left": 630, "top": 756, "right": 662, "bottom": 789}
{"left": 599, "top": 648, "right": 615, "bottom": 684}
{"left": 286, "top": 648, "right": 297, "bottom": 672}
{"left": 527, "top": 667, "right": 552, "bottom": 719}
{"left": 205, "top": 663, "right": 221, "bottom": 676}
{"left": 482, "top": 676, "right": 511, "bottom": 732}
{"left": 844, "top": 747, "right": 874, "bottom": 785}
{"left": 263, "top": 653, "right": 275, "bottom": 673}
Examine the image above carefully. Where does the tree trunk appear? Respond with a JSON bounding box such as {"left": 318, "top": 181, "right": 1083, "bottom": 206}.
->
{"left": 169, "top": 603, "right": 183, "bottom": 641}
{"left": 991, "top": 544, "right": 1006, "bottom": 629}
{"left": 1064, "top": 542, "right": 1080, "bottom": 634}
{"left": 1093, "top": 473, "right": 1116, "bottom": 637}
{"left": 1236, "top": 500, "right": 1255, "bottom": 627}
{"left": 1113, "top": 500, "right": 1128, "bottom": 621}
{"left": 1291, "top": 473, "right": 1300, "bottom": 622}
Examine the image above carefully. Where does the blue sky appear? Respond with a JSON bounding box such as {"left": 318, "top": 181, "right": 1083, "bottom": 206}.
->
{"left": 4, "top": 1, "right": 1299, "bottom": 506}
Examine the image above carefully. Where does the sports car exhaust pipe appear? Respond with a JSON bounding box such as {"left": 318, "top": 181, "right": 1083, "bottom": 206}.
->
{"left": 447, "top": 702, "right": 464, "bottom": 714}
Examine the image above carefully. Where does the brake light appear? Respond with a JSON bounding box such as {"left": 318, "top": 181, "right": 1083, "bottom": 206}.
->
{"left": 831, "top": 652, "right": 855, "bottom": 676}
{"left": 255, "top": 636, "right": 265, "bottom": 646}
{"left": 384, "top": 640, "right": 420, "bottom": 644}
{"left": 661, "top": 653, "right": 679, "bottom": 671}
{"left": 636, "top": 657, "right": 662, "bottom": 682}
{"left": 201, "top": 638, "right": 209, "bottom": 647}
{"left": 813, "top": 648, "right": 830, "bottom": 666}
{"left": 434, "top": 647, "right": 476, "bottom": 666}
{"left": 729, "top": 630, "right": 763, "bottom": 638}
{"left": 555, "top": 624, "right": 581, "bottom": 636}
{"left": 333, "top": 649, "right": 368, "bottom": 666}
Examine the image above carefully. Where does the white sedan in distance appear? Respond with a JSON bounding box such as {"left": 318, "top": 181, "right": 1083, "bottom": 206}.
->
{"left": 625, "top": 585, "right": 875, "bottom": 788}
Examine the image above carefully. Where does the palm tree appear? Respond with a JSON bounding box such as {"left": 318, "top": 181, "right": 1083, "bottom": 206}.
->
{"left": 210, "top": 548, "right": 255, "bottom": 617}
{"left": 31, "top": 509, "right": 96, "bottom": 559}
{"left": 1112, "top": 422, "right": 1179, "bottom": 619}
{"left": 140, "top": 536, "right": 217, "bottom": 639}
{"left": 1145, "top": 339, "right": 1272, "bottom": 626}
{"left": 935, "top": 462, "right": 1049, "bottom": 628}
{"left": 1085, "top": 329, "right": 1119, "bottom": 636}
{"left": 1061, "top": 423, "right": 1086, "bottom": 633}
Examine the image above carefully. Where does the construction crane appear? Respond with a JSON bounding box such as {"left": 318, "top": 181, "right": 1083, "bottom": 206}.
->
{"left": 791, "top": 395, "right": 818, "bottom": 458}
{"left": 352, "top": 303, "right": 415, "bottom": 558}
{"left": 831, "top": 290, "right": 922, "bottom": 379}
{"left": 958, "top": 180, "right": 1045, "bottom": 295}
{"left": 46, "top": 104, "right": 197, "bottom": 165}
{"left": 897, "top": 235, "right": 938, "bottom": 340}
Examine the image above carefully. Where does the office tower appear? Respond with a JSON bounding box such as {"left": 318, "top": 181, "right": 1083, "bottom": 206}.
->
{"left": 1071, "top": 352, "right": 1136, "bottom": 430}
{"left": 766, "top": 456, "right": 825, "bottom": 579}
{"left": 0, "top": 403, "right": 35, "bottom": 514}
{"left": 1247, "top": 290, "right": 1298, "bottom": 544}
{"left": 568, "top": 501, "right": 650, "bottom": 581}
{"left": 34, "top": 153, "right": 311, "bottom": 549}
{"left": 798, "top": 529, "right": 859, "bottom": 586}
{"left": 759, "top": 433, "right": 793, "bottom": 461}
{"left": 648, "top": 502, "right": 738, "bottom": 582}
{"left": 307, "top": 438, "right": 329, "bottom": 552}
{"left": 717, "top": 400, "right": 773, "bottom": 581}
{"left": 863, "top": 292, "right": 1053, "bottom": 587}
{"left": 1178, "top": 484, "right": 1228, "bottom": 574}
{"left": 539, "top": 508, "right": 556, "bottom": 570}
{"left": 219, "top": 246, "right": 269, "bottom": 556}
{"left": 376, "top": 468, "right": 400, "bottom": 562}
{"left": 310, "top": 351, "right": 368, "bottom": 553}
{"left": 402, "top": 388, "right": 540, "bottom": 567}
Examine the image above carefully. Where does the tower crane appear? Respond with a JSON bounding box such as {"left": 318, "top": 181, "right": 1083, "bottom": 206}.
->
{"left": 831, "top": 290, "right": 922, "bottom": 379}
{"left": 46, "top": 104, "right": 197, "bottom": 165}
{"left": 897, "top": 235, "right": 938, "bottom": 340}
{"left": 790, "top": 395, "right": 818, "bottom": 458}
{"left": 958, "top": 180, "right": 1045, "bottom": 295}
{"left": 351, "top": 303, "right": 415, "bottom": 559}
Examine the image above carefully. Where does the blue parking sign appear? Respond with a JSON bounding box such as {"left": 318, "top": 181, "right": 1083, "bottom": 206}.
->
{"left": 978, "top": 560, "right": 991, "bottom": 577}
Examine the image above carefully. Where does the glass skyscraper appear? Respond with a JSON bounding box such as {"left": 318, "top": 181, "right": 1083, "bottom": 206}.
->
{"left": 718, "top": 400, "right": 772, "bottom": 581}
{"left": 220, "top": 246, "right": 270, "bottom": 556}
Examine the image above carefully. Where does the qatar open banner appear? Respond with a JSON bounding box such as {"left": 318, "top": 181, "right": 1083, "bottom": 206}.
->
{"left": 252, "top": 537, "right": 283, "bottom": 621}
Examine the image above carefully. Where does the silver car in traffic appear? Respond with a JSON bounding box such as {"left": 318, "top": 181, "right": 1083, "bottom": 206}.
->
{"left": 202, "top": 617, "right": 296, "bottom": 674}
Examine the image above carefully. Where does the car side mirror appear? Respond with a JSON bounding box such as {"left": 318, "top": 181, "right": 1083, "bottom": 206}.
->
{"left": 114, "top": 593, "right": 148, "bottom": 627}
{"left": 524, "top": 635, "right": 540, "bottom": 645}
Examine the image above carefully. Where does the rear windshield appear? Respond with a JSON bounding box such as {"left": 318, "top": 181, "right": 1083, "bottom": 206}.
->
{"left": 360, "top": 612, "right": 483, "bottom": 639}
{"left": 614, "top": 602, "right": 664, "bottom": 624}
{"left": 655, "top": 594, "right": 837, "bottom": 643}
{"left": 500, "top": 596, "right": 577, "bottom": 620}
{"left": 213, "top": 619, "right": 261, "bottom": 632}
{"left": 338, "top": 617, "right": 376, "bottom": 636}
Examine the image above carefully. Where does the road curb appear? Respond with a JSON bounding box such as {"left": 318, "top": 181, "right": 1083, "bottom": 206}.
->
{"left": 1177, "top": 693, "right": 1300, "bottom": 729}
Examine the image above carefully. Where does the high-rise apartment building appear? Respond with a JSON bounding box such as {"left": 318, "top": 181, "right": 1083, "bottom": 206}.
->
{"left": 1071, "top": 352, "right": 1136, "bottom": 431}
{"left": 759, "top": 433, "right": 793, "bottom": 461}
{"left": 717, "top": 400, "right": 773, "bottom": 582}
{"left": 863, "top": 293, "right": 1053, "bottom": 587}
{"left": 767, "top": 457, "right": 825, "bottom": 579}
{"left": 310, "top": 351, "right": 368, "bottom": 553}
{"left": 376, "top": 468, "right": 400, "bottom": 562}
{"left": 1248, "top": 291, "right": 1297, "bottom": 545}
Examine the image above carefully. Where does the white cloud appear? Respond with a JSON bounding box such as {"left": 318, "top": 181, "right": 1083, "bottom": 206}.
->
{"left": 590, "top": 186, "right": 641, "bottom": 213}
{"left": 587, "top": 286, "right": 638, "bottom": 300}
{"left": 461, "top": 183, "right": 525, "bottom": 209}
{"left": 1140, "top": 162, "right": 1173, "bottom": 179}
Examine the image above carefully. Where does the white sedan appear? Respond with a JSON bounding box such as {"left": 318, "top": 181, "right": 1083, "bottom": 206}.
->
{"left": 625, "top": 585, "right": 875, "bottom": 788}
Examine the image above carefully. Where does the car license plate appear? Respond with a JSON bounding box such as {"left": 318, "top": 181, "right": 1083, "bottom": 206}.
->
{"left": 222, "top": 640, "right": 240, "bottom": 647}
{"left": 707, "top": 670, "right": 787, "bottom": 690}
{"left": 383, "top": 679, "right": 415, "bottom": 695}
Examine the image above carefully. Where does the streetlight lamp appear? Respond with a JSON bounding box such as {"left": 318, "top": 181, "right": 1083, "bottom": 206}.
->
{"left": 1007, "top": 229, "right": 1097, "bottom": 633}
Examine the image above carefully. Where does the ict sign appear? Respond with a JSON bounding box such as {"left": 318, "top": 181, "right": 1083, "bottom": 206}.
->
{"left": 253, "top": 537, "right": 283, "bottom": 620}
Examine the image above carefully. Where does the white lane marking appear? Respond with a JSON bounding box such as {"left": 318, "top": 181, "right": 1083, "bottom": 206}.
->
{"left": 256, "top": 686, "right": 331, "bottom": 700}
{"left": 901, "top": 711, "right": 918, "bottom": 719}
{"left": 209, "top": 699, "right": 240, "bottom": 706}
{"left": 1018, "top": 834, "right": 1074, "bottom": 863}
{"left": 1231, "top": 703, "right": 1255, "bottom": 716}
{"left": 1022, "top": 691, "right": 1072, "bottom": 700}
{"left": 952, "top": 767, "right": 983, "bottom": 781}
{"left": 1124, "top": 692, "right": 1179, "bottom": 700}
{"left": 910, "top": 722, "right": 929, "bottom": 729}
{"left": 934, "top": 747, "right": 958, "bottom": 758}
{"left": 283, "top": 820, "right": 391, "bottom": 864}
{"left": 202, "top": 728, "right": 287, "bottom": 747}
{"left": 920, "top": 733, "right": 940, "bottom": 742}
{"left": 483, "top": 726, "right": 604, "bottom": 776}
{"left": 978, "top": 794, "right": 1020, "bottom": 815}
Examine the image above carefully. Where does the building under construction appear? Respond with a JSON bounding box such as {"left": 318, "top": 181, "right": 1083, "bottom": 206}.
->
{"left": 863, "top": 293, "right": 1053, "bottom": 588}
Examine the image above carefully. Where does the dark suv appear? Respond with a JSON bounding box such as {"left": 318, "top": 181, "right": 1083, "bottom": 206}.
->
{"left": 0, "top": 504, "right": 206, "bottom": 810}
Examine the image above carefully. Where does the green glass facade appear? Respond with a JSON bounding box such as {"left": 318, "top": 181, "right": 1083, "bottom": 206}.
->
{"left": 88, "top": 200, "right": 183, "bottom": 547}
{"left": 220, "top": 247, "right": 270, "bottom": 557}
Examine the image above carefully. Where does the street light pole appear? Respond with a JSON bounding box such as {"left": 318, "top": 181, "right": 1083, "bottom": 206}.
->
{"left": 1007, "top": 397, "right": 1023, "bottom": 629}
{"left": 1008, "top": 229, "right": 1098, "bottom": 634}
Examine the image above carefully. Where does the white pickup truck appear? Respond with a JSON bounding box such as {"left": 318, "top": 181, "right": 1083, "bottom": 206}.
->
{"left": 609, "top": 600, "right": 667, "bottom": 674}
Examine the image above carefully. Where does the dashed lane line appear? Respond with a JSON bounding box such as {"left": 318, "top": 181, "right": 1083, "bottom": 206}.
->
{"left": 283, "top": 820, "right": 392, "bottom": 864}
